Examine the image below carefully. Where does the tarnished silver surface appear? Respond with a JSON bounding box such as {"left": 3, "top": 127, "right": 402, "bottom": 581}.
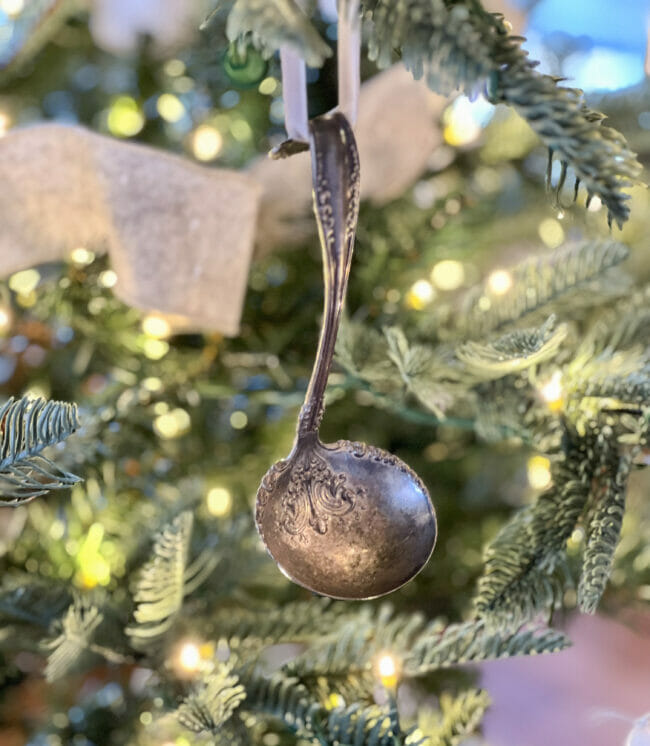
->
{"left": 255, "top": 112, "right": 436, "bottom": 600}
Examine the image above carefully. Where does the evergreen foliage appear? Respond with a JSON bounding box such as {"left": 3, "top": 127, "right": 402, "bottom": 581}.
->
{"left": 362, "top": 0, "right": 642, "bottom": 226}
{"left": 0, "top": 395, "right": 81, "bottom": 504}
{"left": 0, "top": 2, "right": 648, "bottom": 744}
{"left": 208, "top": 0, "right": 332, "bottom": 66}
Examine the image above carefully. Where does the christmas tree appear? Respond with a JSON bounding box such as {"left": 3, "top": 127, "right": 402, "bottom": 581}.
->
{"left": 0, "top": 1, "right": 648, "bottom": 745}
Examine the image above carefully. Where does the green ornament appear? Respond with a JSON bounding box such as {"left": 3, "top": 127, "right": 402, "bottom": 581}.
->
{"left": 224, "top": 43, "right": 268, "bottom": 88}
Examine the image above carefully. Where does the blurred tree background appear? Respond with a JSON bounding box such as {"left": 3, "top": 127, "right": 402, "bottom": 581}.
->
{"left": 0, "top": 1, "right": 648, "bottom": 745}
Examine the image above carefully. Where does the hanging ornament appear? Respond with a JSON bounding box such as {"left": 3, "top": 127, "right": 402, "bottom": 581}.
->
{"left": 223, "top": 42, "right": 268, "bottom": 88}
{"left": 255, "top": 112, "right": 437, "bottom": 600}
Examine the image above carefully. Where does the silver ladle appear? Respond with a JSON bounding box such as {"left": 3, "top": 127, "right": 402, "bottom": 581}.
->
{"left": 255, "top": 112, "right": 437, "bottom": 600}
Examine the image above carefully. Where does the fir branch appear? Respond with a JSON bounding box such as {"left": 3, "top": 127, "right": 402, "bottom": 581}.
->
{"left": 404, "top": 619, "right": 568, "bottom": 675}
{"left": 383, "top": 327, "right": 456, "bottom": 417}
{"left": 0, "top": 396, "right": 81, "bottom": 505}
{"left": 417, "top": 689, "right": 491, "bottom": 746}
{"left": 0, "top": 578, "right": 72, "bottom": 629}
{"left": 363, "top": 0, "right": 642, "bottom": 225}
{"left": 43, "top": 596, "right": 103, "bottom": 682}
{"left": 177, "top": 662, "right": 246, "bottom": 734}
{"left": 473, "top": 444, "right": 594, "bottom": 628}
{"left": 126, "top": 511, "right": 195, "bottom": 648}
{"left": 213, "top": 0, "right": 332, "bottom": 67}
{"left": 456, "top": 315, "right": 567, "bottom": 380}
{"left": 211, "top": 598, "right": 351, "bottom": 644}
{"left": 578, "top": 450, "right": 635, "bottom": 613}
{"left": 457, "top": 240, "right": 629, "bottom": 338}
{"left": 245, "top": 672, "right": 409, "bottom": 744}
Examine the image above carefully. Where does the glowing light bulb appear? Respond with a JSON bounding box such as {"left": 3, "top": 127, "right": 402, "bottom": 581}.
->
{"left": 177, "top": 642, "right": 201, "bottom": 673}
{"left": 0, "top": 0, "right": 24, "bottom": 16}
{"left": 0, "top": 306, "right": 11, "bottom": 334}
{"left": 487, "top": 269, "right": 513, "bottom": 296}
{"left": 207, "top": 486, "right": 233, "bottom": 517}
{"left": 230, "top": 411, "right": 248, "bottom": 429}
{"left": 539, "top": 371, "right": 564, "bottom": 412}
{"left": 377, "top": 653, "right": 400, "bottom": 689}
{"left": 107, "top": 96, "right": 144, "bottom": 138}
{"left": 156, "top": 93, "right": 186, "bottom": 123}
{"left": 142, "top": 314, "right": 171, "bottom": 339}
{"left": 70, "top": 247, "right": 95, "bottom": 266}
{"left": 9, "top": 268, "right": 40, "bottom": 295}
{"left": 431, "top": 260, "right": 465, "bottom": 291}
{"left": 538, "top": 218, "right": 565, "bottom": 249}
{"left": 588, "top": 196, "right": 603, "bottom": 212}
{"left": 154, "top": 409, "right": 191, "bottom": 440}
{"left": 406, "top": 279, "right": 436, "bottom": 310}
{"left": 0, "top": 110, "right": 11, "bottom": 136}
{"left": 191, "top": 125, "right": 223, "bottom": 161}
{"left": 527, "top": 455, "right": 552, "bottom": 490}
{"left": 98, "top": 270, "right": 118, "bottom": 288}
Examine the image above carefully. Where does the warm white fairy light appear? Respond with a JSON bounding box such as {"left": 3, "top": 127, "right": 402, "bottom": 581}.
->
{"left": 206, "top": 486, "right": 233, "bottom": 517}
{"left": 539, "top": 370, "right": 564, "bottom": 412}
{"left": 487, "top": 269, "right": 513, "bottom": 296}
{"left": 430, "top": 260, "right": 465, "bottom": 291}
{"left": 191, "top": 125, "right": 223, "bottom": 161}
{"left": 0, "top": 0, "right": 24, "bottom": 17}
{"left": 177, "top": 641, "right": 201, "bottom": 673}
{"left": 0, "top": 110, "right": 11, "bottom": 136}
{"left": 70, "top": 247, "right": 95, "bottom": 266}
{"left": 406, "top": 279, "right": 435, "bottom": 310}
{"left": 0, "top": 306, "right": 11, "bottom": 334}
{"left": 376, "top": 652, "right": 400, "bottom": 689}
{"left": 527, "top": 455, "right": 552, "bottom": 490}
{"left": 142, "top": 314, "right": 171, "bottom": 339}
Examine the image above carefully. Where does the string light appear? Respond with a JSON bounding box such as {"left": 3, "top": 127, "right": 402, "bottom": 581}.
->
{"left": 163, "top": 59, "right": 185, "bottom": 77}
{"left": 191, "top": 125, "right": 223, "bottom": 161}
{"left": 406, "top": 279, "right": 436, "bottom": 310}
{"left": 538, "top": 217, "right": 565, "bottom": 249}
{"left": 0, "top": 110, "right": 11, "bottom": 136}
{"left": 430, "top": 260, "right": 465, "bottom": 291}
{"left": 258, "top": 77, "right": 279, "bottom": 96}
{"left": 156, "top": 93, "right": 186, "bottom": 123}
{"left": 70, "top": 247, "right": 95, "bottom": 266}
{"left": 230, "top": 411, "right": 248, "bottom": 429}
{"left": 142, "top": 314, "right": 171, "bottom": 339}
{"left": 326, "top": 693, "right": 345, "bottom": 710}
{"left": 176, "top": 641, "right": 201, "bottom": 674}
{"left": 442, "top": 96, "right": 493, "bottom": 147}
{"left": 206, "top": 486, "right": 233, "bottom": 517}
{"left": 0, "top": 305, "right": 11, "bottom": 334}
{"left": 539, "top": 371, "right": 564, "bottom": 412}
{"left": 588, "top": 196, "right": 603, "bottom": 212}
{"left": 0, "top": 0, "right": 23, "bottom": 16}
{"left": 143, "top": 339, "right": 169, "bottom": 360}
{"left": 154, "top": 409, "right": 191, "bottom": 439}
{"left": 9, "top": 268, "right": 40, "bottom": 295}
{"left": 376, "top": 652, "right": 400, "bottom": 689}
{"left": 527, "top": 455, "right": 552, "bottom": 490}
{"left": 76, "top": 523, "right": 111, "bottom": 589}
{"left": 98, "top": 270, "right": 118, "bottom": 288}
{"left": 107, "top": 96, "right": 144, "bottom": 138}
{"left": 487, "top": 269, "right": 513, "bottom": 296}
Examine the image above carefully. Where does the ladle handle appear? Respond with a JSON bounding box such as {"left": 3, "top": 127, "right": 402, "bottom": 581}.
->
{"left": 297, "top": 112, "right": 360, "bottom": 436}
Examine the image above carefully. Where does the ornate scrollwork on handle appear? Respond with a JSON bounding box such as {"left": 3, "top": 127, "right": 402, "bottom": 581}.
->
{"left": 280, "top": 450, "right": 361, "bottom": 536}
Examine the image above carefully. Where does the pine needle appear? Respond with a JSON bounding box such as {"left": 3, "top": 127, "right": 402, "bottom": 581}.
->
{"left": 363, "top": 0, "right": 642, "bottom": 225}
{"left": 211, "top": 0, "right": 332, "bottom": 67}
{"left": 0, "top": 396, "right": 81, "bottom": 505}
